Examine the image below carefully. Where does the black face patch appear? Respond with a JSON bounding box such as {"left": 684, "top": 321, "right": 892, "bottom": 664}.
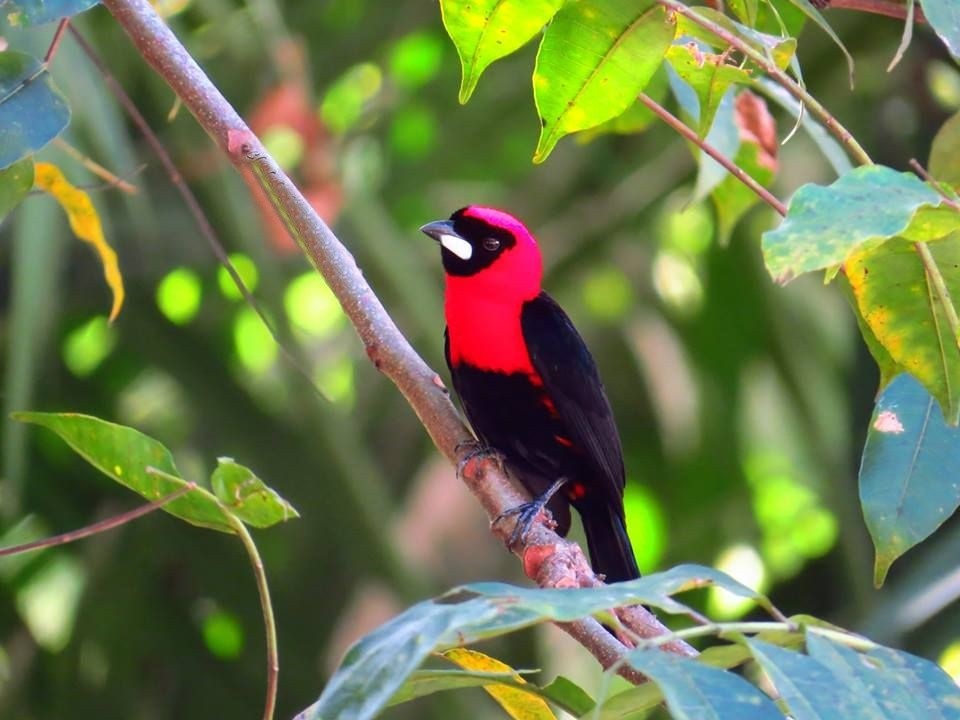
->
{"left": 441, "top": 207, "right": 518, "bottom": 277}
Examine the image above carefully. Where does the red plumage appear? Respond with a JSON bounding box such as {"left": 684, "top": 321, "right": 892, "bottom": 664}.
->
{"left": 422, "top": 206, "right": 641, "bottom": 583}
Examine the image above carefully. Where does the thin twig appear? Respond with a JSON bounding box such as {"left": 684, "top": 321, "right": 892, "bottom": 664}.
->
{"left": 820, "top": 0, "right": 926, "bottom": 22}
{"left": 67, "top": 26, "right": 320, "bottom": 395}
{"left": 44, "top": 19, "right": 70, "bottom": 64}
{"left": 0, "top": 484, "right": 195, "bottom": 558}
{"left": 53, "top": 137, "right": 139, "bottom": 194}
{"left": 638, "top": 92, "right": 787, "bottom": 217}
{"left": 909, "top": 158, "right": 960, "bottom": 212}
{"left": 99, "top": 0, "right": 696, "bottom": 678}
{"left": 657, "top": 0, "right": 874, "bottom": 167}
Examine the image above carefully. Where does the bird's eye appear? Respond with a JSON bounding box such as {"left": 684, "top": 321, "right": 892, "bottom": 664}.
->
{"left": 482, "top": 238, "right": 501, "bottom": 252}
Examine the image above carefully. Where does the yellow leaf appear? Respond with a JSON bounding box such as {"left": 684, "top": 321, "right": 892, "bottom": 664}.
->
{"left": 442, "top": 648, "right": 556, "bottom": 720}
{"left": 34, "top": 162, "right": 124, "bottom": 322}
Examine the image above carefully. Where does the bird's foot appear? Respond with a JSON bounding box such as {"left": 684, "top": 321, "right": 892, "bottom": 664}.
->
{"left": 456, "top": 440, "right": 504, "bottom": 479}
{"left": 494, "top": 477, "right": 568, "bottom": 549}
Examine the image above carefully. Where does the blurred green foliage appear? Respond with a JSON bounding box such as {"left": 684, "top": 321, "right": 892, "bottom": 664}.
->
{"left": 1, "top": 1, "right": 959, "bottom": 718}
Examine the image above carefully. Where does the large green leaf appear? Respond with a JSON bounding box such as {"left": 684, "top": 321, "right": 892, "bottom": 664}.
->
{"left": 762, "top": 165, "right": 957, "bottom": 283}
{"left": 846, "top": 236, "right": 960, "bottom": 426}
{"left": 0, "top": 156, "right": 33, "bottom": 223}
{"left": 746, "top": 638, "right": 868, "bottom": 719}
{"left": 858, "top": 373, "right": 960, "bottom": 586}
{"left": 627, "top": 649, "right": 783, "bottom": 720}
{"left": 0, "top": 0, "right": 99, "bottom": 25}
{"left": 211, "top": 457, "right": 299, "bottom": 528}
{"left": 14, "top": 412, "right": 234, "bottom": 532}
{"left": 0, "top": 52, "right": 70, "bottom": 169}
{"left": 577, "top": 65, "right": 669, "bottom": 140}
{"left": 805, "top": 632, "right": 960, "bottom": 718}
{"left": 929, "top": 110, "right": 960, "bottom": 189}
{"left": 439, "top": 0, "right": 565, "bottom": 104}
{"left": 665, "top": 44, "right": 751, "bottom": 138}
{"left": 299, "top": 565, "right": 777, "bottom": 720}
{"left": 532, "top": 0, "right": 675, "bottom": 162}
{"left": 920, "top": 0, "right": 960, "bottom": 59}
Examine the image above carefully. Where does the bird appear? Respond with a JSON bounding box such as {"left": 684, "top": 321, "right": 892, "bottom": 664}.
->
{"left": 421, "top": 205, "right": 640, "bottom": 583}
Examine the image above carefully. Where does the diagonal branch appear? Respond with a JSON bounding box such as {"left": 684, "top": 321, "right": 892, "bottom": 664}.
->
{"left": 100, "top": 0, "right": 696, "bottom": 682}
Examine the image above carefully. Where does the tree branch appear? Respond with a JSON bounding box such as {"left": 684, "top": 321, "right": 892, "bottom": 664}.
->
{"left": 818, "top": 0, "right": 926, "bottom": 22}
{"left": 99, "top": 0, "right": 696, "bottom": 682}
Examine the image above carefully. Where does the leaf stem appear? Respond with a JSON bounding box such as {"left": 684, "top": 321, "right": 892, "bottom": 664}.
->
{"left": 0, "top": 484, "right": 195, "bottom": 557}
{"left": 227, "top": 514, "right": 279, "bottom": 720}
{"left": 638, "top": 92, "right": 787, "bottom": 217}
{"left": 656, "top": 0, "right": 874, "bottom": 167}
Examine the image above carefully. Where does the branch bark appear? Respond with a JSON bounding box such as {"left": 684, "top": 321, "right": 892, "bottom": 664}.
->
{"left": 100, "top": 0, "right": 696, "bottom": 685}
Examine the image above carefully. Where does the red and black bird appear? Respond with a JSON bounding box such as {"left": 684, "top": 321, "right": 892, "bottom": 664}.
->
{"left": 421, "top": 206, "right": 640, "bottom": 583}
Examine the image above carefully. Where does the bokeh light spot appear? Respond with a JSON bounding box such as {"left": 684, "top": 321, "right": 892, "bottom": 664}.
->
{"left": 624, "top": 484, "right": 666, "bottom": 571}
{"left": 389, "top": 104, "right": 437, "bottom": 159}
{"left": 321, "top": 62, "right": 382, "bottom": 135}
{"left": 707, "top": 544, "right": 766, "bottom": 620}
{"left": 389, "top": 32, "right": 443, "bottom": 89}
{"left": 261, "top": 124, "right": 305, "bottom": 171}
{"left": 939, "top": 640, "right": 960, "bottom": 680}
{"left": 233, "top": 307, "right": 276, "bottom": 373}
{"left": 156, "top": 267, "right": 202, "bottom": 325}
{"left": 316, "top": 357, "right": 355, "bottom": 407}
{"left": 284, "top": 272, "right": 345, "bottom": 338}
{"left": 217, "top": 254, "right": 259, "bottom": 301}
{"left": 62, "top": 316, "right": 117, "bottom": 377}
{"left": 202, "top": 610, "right": 245, "bottom": 660}
{"left": 652, "top": 251, "right": 703, "bottom": 314}
{"left": 582, "top": 265, "right": 634, "bottom": 321}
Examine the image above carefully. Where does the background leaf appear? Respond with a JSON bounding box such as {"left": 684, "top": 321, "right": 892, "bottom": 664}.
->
{"left": 0, "top": 156, "right": 34, "bottom": 222}
{"left": 13, "top": 412, "right": 234, "bottom": 532}
{"left": 929, "top": 110, "right": 960, "bottom": 189}
{"left": 0, "top": 51, "right": 70, "bottom": 169}
{"left": 919, "top": 0, "right": 960, "bottom": 60}
{"left": 665, "top": 43, "right": 751, "bottom": 137}
{"left": 858, "top": 373, "right": 960, "bottom": 586}
{"left": 439, "top": 0, "right": 564, "bottom": 103}
{"left": 0, "top": 0, "right": 99, "bottom": 25}
{"left": 532, "top": 0, "right": 675, "bottom": 162}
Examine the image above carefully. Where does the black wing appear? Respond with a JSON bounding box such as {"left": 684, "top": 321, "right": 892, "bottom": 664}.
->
{"left": 520, "top": 292, "right": 626, "bottom": 512}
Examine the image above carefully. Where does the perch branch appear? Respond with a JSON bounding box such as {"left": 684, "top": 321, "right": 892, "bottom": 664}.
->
{"left": 100, "top": 0, "right": 697, "bottom": 684}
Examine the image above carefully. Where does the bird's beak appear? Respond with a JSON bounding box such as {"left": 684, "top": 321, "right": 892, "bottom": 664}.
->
{"left": 419, "top": 219, "right": 473, "bottom": 260}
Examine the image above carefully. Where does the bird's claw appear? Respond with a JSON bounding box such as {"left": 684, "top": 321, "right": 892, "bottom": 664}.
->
{"left": 493, "top": 477, "right": 567, "bottom": 550}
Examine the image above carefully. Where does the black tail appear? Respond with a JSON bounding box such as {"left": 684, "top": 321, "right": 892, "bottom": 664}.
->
{"left": 582, "top": 504, "right": 640, "bottom": 583}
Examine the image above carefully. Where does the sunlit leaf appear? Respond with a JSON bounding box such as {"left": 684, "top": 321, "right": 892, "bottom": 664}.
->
{"left": 211, "top": 457, "right": 299, "bottom": 529}
{"left": 34, "top": 162, "right": 124, "bottom": 321}
{"left": 439, "top": 0, "right": 565, "bottom": 104}
{"left": 0, "top": 156, "right": 33, "bottom": 222}
{"left": 665, "top": 43, "right": 751, "bottom": 137}
{"left": 13, "top": 412, "right": 234, "bottom": 533}
{"left": 0, "top": 0, "right": 99, "bottom": 25}
{"left": 443, "top": 648, "right": 556, "bottom": 719}
{"left": 859, "top": 374, "right": 960, "bottom": 586}
{"left": 0, "top": 52, "right": 70, "bottom": 168}
{"left": 920, "top": 0, "right": 960, "bottom": 60}
{"left": 761, "top": 165, "right": 957, "bottom": 283}
{"left": 577, "top": 66, "right": 669, "bottom": 140}
{"left": 846, "top": 236, "right": 960, "bottom": 426}
{"left": 675, "top": 8, "right": 796, "bottom": 71}
{"left": 627, "top": 648, "right": 783, "bottom": 719}
{"left": 929, "top": 109, "right": 960, "bottom": 189}
{"left": 532, "top": 0, "right": 675, "bottom": 162}
{"left": 728, "top": 0, "right": 759, "bottom": 26}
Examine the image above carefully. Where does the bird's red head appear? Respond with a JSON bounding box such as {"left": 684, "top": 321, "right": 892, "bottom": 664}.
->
{"left": 420, "top": 206, "right": 542, "bottom": 303}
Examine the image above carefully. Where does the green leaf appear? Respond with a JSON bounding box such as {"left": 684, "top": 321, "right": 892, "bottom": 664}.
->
{"left": 782, "top": 0, "right": 854, "bottom": 85}
{"left": 299, "top": 565, "right": 779, "bottom": 720}
{"left": 440, "top": 0, "right": 565, "bottom": 104}
{"left": 211, "top": 457, "right": 299, "bottom": 529}
{"left": 0, "top": 52, "right": 70, "bottom": 169}
{"left": 836, "top": 275, "right": 899, "bottom": 388}
{"left": 443, "top": 648, "right": 557, "bottom": 719}
{"left": 0, "top": 0, "right": 99, "bottom": 25}
{"left": 806, "top": 632, "right": 960, "bottom": 718}
{"left": 728, "top": 0, "right": 759, "bottom": 26}
{"left": 846, "top": 236, "right": 960, "bottom": 426}
{"left": 746, "top": 638, "right": 873, "bottom": 719}
{"left": 0, "top": 156, "right": 34, "bottom": 222}
{"left": 665, "top": 44, "right": 751, "bottom": 137}
{"left": 388, "top": 669, "right": 536, "bottom": 708}
{"left": 539, "top": 676, "right": 595, "bottom": 716}
{"left": 929, "top": 110, "right": 960, "bottom": 189}
{"left": 761, "top": 165, "right": 956, "bottom": 283}
{"left": 626, "top": 649, "right": 783, "bottom": 720}
{"left": 13, "top": 412, "right": 234, "bottom": 533}
{"left": 593, "top": 682, "right": 663, "bottom": 720}
{"left": 532, "top": 0, "right": 675, "bottom": 162}
{"left": 919, "top": 0, "right": 960, "bottom": 59}
{"left": 676, "top": 8, "right": 797, "bottom": 71}
{"left": 858, "top": 373, "right": 960, "bottom": 586}
{"left": 577, "top": 65, "right": 669, "bottom": 140}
